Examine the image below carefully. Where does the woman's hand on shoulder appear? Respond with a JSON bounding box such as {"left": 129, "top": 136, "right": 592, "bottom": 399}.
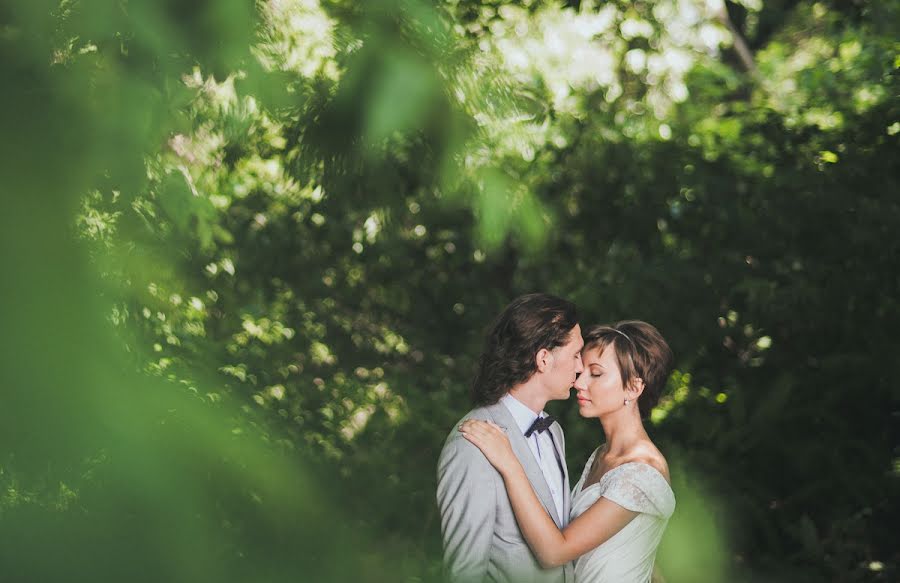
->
{"left": 459, "top": 420, "right": 517, "bottom": 475}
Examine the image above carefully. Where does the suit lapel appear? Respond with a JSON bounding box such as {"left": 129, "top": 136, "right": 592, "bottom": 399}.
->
{"left": 549, "top": 421, "right": 570, "bottom": 526}
{"left": 486, "top": 402, "right": 563, "bottom": 528}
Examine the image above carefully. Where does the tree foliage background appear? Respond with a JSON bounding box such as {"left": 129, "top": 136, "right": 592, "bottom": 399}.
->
{"left": 1, "top": 0, "right": 897, "bottom": 581}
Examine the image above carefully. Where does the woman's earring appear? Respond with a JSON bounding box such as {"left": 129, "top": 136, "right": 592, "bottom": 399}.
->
{"left": 624, "top": 398, "right": 630, "bottom": 406}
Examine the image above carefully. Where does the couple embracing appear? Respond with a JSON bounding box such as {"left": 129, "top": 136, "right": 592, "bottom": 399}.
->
{"left": 437, "top": 294, "right": 675, "bottom": 583}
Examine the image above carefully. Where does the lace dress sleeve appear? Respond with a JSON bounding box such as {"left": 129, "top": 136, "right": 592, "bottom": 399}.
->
{"left": 601, "top": 463, "right": 675, "bottom": 519}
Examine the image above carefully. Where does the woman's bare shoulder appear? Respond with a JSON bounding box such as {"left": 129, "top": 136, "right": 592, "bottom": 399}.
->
{"left": 631, "top": 441, "right": 670, "bottom": 482}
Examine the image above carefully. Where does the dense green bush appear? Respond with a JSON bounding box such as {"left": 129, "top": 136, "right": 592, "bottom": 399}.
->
{"left": 1, "top": 1, "right": 896, "bottom": 581}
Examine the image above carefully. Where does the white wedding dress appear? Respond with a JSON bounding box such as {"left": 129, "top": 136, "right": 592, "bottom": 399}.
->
{"left": 570, "top": 448, "right": 676, "bottom": 582}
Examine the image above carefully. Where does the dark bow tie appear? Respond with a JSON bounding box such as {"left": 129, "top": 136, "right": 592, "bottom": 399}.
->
{"left": 524, "top": 415, "right": 555, "bottom": 438}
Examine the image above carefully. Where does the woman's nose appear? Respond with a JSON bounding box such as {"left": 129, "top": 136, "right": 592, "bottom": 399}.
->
{"left": 574, "top": 372, "right": 586, "bottom": 389}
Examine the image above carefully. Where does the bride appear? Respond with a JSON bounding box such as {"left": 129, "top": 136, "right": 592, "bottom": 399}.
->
{"left": 460, "top": 321, "right": 676, "bottom": 582}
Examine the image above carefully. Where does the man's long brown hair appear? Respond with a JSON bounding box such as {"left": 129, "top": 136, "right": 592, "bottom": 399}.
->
{"left": 471, "top": 293, "right": 579, "bottom": 406}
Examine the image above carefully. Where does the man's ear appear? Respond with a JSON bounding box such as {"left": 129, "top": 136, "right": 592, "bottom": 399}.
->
{"left": 626, "top": 377, "right": 645, "bottom": 401}
{"left": 535, "top": 348, "right": 553, "bottom": 373}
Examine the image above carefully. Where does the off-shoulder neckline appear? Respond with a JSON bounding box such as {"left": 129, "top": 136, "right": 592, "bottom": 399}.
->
{"left": 577, "top": 447, "right": 671, "bottom": 495}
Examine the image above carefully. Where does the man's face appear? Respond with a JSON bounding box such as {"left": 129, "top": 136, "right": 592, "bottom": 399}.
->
{"left": 545, "top": 324, "right": 584, "bottom": 400}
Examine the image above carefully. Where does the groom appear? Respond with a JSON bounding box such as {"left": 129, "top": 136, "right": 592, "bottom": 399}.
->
{"left": 437, "top": 293, "right": 584, "bottom": 583}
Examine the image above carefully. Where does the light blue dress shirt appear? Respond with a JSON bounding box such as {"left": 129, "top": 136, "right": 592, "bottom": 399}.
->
{"left": 500, "top": 393, "right": 565, "bottom": 520}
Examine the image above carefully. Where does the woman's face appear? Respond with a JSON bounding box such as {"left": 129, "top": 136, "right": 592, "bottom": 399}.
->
{"left": 573, "top": 344, "right": 626, "bottom": 418}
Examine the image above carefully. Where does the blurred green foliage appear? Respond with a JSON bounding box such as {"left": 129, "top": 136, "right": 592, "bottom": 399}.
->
{"left": 1, "top": 0, "right": 897, "bottom": 581}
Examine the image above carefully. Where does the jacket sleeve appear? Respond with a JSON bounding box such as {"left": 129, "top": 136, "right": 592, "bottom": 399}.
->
{"left": 436, "top": 432, "right": 497, "bottom": 583}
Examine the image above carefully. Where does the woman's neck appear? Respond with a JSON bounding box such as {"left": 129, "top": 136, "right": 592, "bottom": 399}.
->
{"left": 598, "top": 408, "right": 648, "bottom": 458}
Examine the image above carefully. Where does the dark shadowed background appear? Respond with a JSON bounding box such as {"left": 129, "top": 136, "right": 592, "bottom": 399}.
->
{"left": 1, "top": 1, "right": 897, "bottom": 581}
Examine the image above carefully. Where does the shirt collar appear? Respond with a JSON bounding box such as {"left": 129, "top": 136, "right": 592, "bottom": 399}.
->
{"left": 500, "top": 393, "right": 546, "bottom": 436}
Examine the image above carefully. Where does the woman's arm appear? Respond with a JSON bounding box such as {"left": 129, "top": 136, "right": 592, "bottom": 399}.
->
{"left": 460, "top": 420, "right": 638, "bottom": 568}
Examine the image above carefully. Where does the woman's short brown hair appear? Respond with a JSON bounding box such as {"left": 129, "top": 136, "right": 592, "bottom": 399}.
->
{"left": 582, "top": 320, "right": 674, "bottom": 418}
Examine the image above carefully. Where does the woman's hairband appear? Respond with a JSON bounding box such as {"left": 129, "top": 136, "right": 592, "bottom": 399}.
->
{"left": 605, "top": 327, "right": 632, "bottom": 343}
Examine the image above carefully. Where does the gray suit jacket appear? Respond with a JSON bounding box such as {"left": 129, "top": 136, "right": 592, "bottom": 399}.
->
{"left": 436, "top": 401, "right": 575, "bottom": 583}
